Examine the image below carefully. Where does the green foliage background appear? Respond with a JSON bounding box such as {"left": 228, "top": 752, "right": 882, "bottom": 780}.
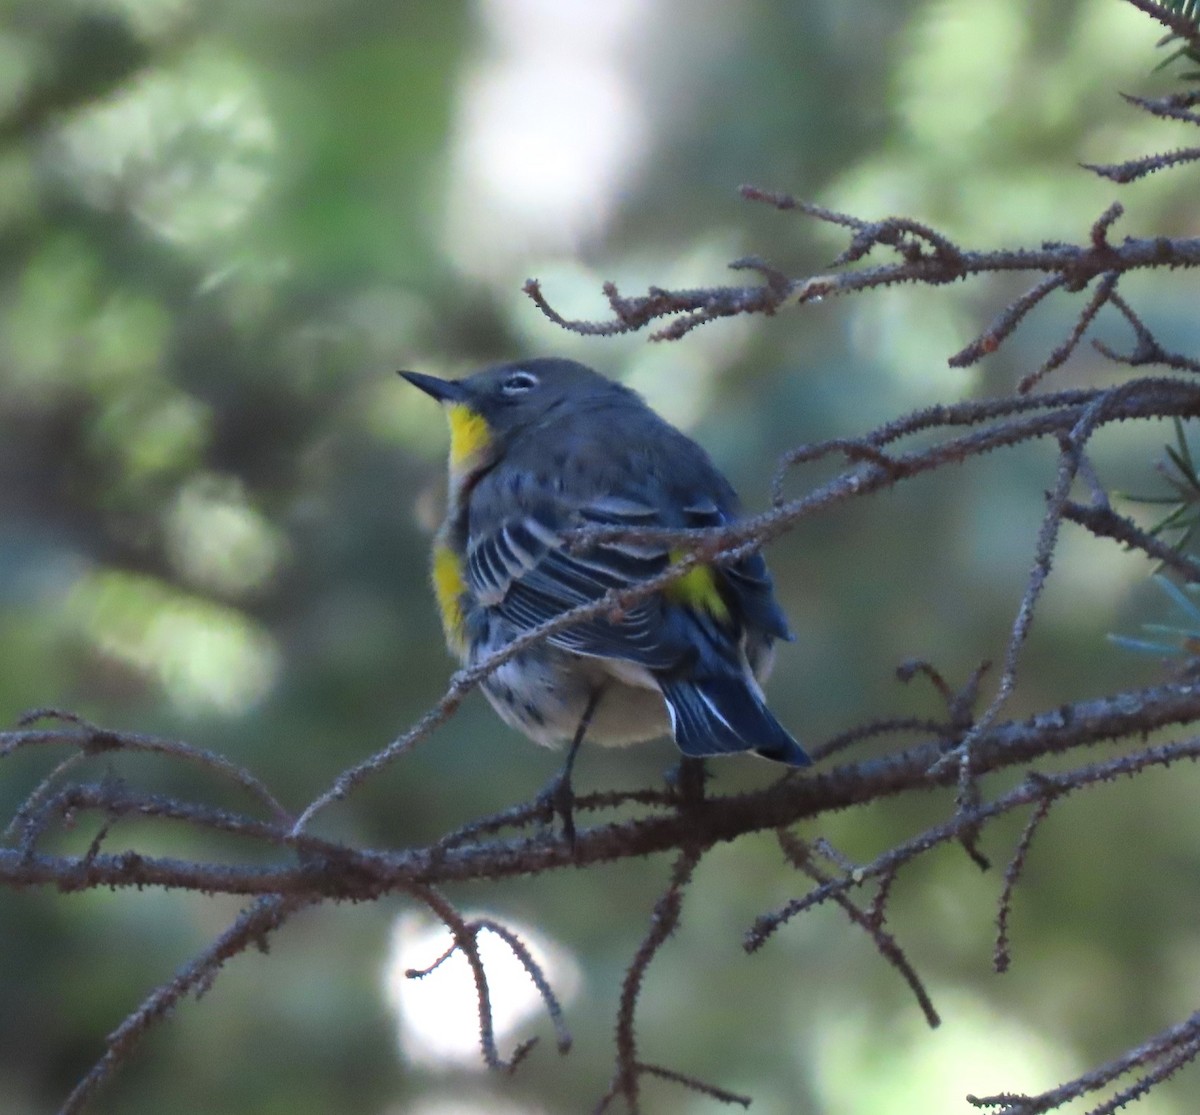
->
{"left": 2, "top": 1, "right": 1199, "bottom": 1112}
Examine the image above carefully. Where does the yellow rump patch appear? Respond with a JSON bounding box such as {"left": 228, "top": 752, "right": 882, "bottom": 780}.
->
{"left": 432, "top": 543, "right": 469, "bottom": 656}
{"left": 446, "top": 404, "right": 492, "bottom": 471}
{"left": 665, "top": 553, "right": 731, "bottom": 623}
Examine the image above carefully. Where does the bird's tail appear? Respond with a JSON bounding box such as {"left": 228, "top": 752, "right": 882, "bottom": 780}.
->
{"left": 660, "top": 676, "right": 810, "bottom": 766}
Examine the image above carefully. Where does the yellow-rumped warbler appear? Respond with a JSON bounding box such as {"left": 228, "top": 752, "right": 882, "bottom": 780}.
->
{"left": 401, "top": 357, "right": 809, "bottom": 767}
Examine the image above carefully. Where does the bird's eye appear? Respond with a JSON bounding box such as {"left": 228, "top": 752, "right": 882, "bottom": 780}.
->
{"left": 501, "top": 370, "right": 539, "bottom": 395}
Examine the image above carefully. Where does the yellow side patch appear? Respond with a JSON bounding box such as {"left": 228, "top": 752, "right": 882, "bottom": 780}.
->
{"left": 665, "top": 552, "right": 731, "bottom": 623}
{"left": 432, "top": 543, "right": 469, "bottom": 656}
{"left": 446, "top": 404, "right": 492, "bottom": 471}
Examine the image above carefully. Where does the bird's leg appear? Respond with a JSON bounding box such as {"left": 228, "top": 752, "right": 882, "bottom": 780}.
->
{"left": 538, "top": 687, "right": 604, "bottom": 850}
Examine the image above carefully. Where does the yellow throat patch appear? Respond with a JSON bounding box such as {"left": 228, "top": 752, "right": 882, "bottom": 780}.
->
{"left": 446, "top": 404, "right": 492, "bottom": 476}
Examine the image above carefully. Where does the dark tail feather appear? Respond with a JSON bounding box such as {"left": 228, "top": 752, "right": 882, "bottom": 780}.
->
{"left": 660, "top": 676, "right": 810, "bottom": 766}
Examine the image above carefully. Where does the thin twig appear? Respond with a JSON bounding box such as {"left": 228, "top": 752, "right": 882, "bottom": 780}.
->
{"left": 995, "top": 791, "right": 1057, "bottom": 973}
{"left": 776, "top": 830, "right": 940, "bottom": 1027}
{"left": 597, "top": 846, "right": 706, "bottom": 1113}
{"left": 59, "top": 895, "right": 309, "bottom": 1115}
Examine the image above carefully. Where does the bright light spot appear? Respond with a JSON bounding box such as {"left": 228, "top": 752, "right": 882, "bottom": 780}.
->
{"left": 47, "top": 48, "right": 275, "bottom": 247}
{"left": 65, "top": 569, "right": 281, "bottom": 715}
{"left": 3, "top": 234, "right": 169, "bottom": 396}
{"left": 386, "top": 1095, "right": 544, "bottom": 1115}
{"left": 847, "top": 286, "right": 980, "bottom": 400}
{"left": 383, "top": 911, "right": 581, "bottom": 1070}
{"left": 830, "top": 0, "right": 1157, "bottom": 250}
{"left": 85, "top": 293, "right": 172, "bottom": 389}
{"left": 96, "top": 390, "right": 212, "bottom": 483}
{"left": 91, "top": 0, "right": 196, "bottom": 38}
{"left": 898, "top": 0, "right": 1027, "bottom": 155}
{"left": 4, "top": 235, "right": 100, "bottom": 397}
{"left": 443, "top": 0, "right": 650, "bottom": 274}
{"left": 0, "top": 31, "right": 34, "bottom": 120}
{"left": 165, "top": 473, "right": 287, "bottom": 596}
{"left": 1041, "top": 518, "right": 1150, "bottom": 627}
{"left": 811, "top": 988, "right": 1078, "bottom": 1114}
{"left": 453, "top": 61, "right": 636, "bottom": 239}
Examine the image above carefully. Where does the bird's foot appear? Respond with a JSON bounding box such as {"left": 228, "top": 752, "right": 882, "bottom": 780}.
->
{"left": 535, "top": 767, "right": 578, "bottom": 850}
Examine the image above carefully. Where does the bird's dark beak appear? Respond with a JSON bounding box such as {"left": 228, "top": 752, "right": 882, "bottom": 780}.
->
{"left": 397, "top": 370, "right": 469, "bottom": 404}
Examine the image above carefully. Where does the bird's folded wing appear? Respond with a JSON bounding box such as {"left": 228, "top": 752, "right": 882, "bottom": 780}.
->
{"left": 465, "top": 496, "right": 690, "bottom": 670}
{"left": 678, "top": 497, "right": 793, "bottom": 642}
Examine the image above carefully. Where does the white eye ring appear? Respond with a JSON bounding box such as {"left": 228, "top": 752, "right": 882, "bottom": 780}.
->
{"left": 501, "top": 370, "right": 539, "bottom": 395}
